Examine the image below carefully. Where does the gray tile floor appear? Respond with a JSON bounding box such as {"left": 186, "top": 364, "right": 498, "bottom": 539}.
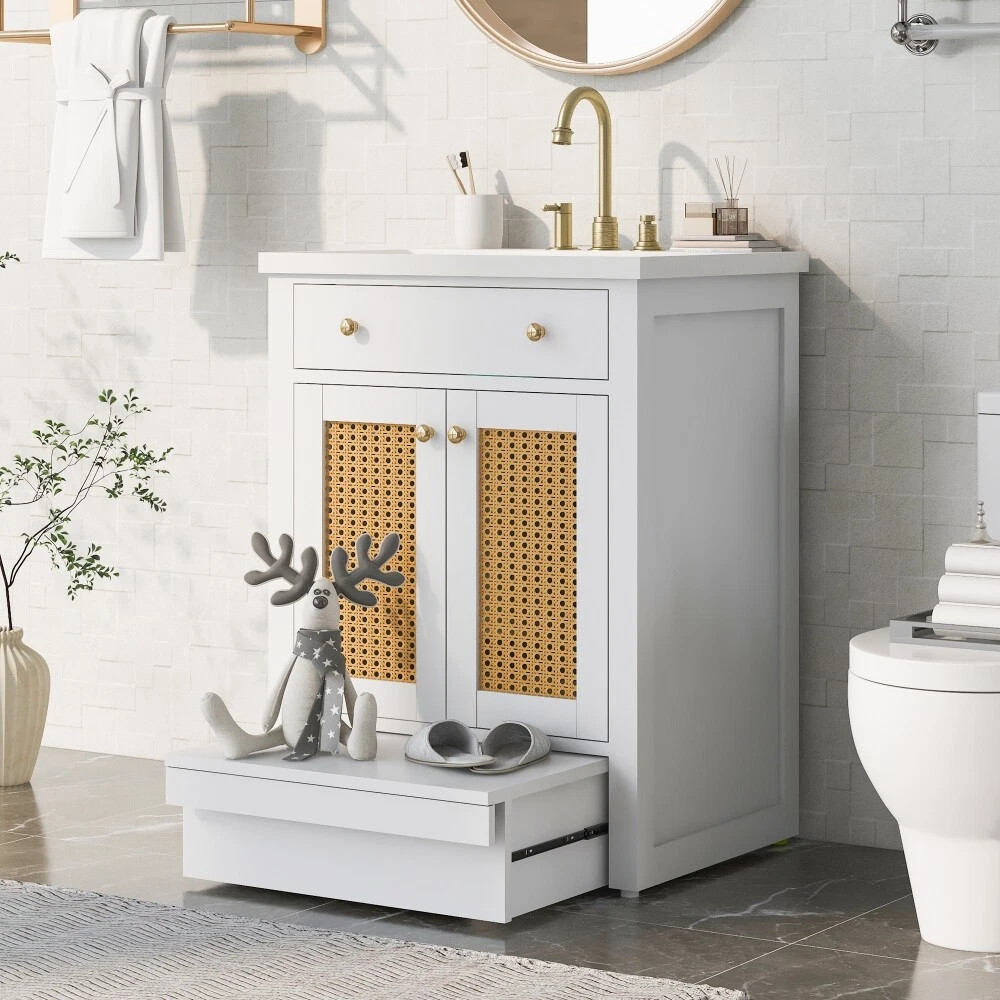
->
{"left": 3, "top": 747, "right": 1000, "bottom": 999}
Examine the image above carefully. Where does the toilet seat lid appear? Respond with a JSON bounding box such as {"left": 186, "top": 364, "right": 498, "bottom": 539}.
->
{"left": 850, "top": 627, "right": 1000, "bottom": 692}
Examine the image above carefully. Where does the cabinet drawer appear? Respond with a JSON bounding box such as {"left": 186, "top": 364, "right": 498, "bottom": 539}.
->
{"left": 293, "top": 284, "right": 609, "bottom": 379}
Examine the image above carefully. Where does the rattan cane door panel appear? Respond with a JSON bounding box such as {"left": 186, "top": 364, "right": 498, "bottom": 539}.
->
{"left": 315, "top": 385, "right": 447, "bottom": 730}
{"left": 478, "top": 429, "right": 578, "bottom": 701}
{"left": 324, "top": 421, "right": 417, "bottom": 685}
{"left": 447, "top": 390, "right": 607, "bottom": 742}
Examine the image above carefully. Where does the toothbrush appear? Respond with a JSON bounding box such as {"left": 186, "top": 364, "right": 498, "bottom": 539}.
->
{"left": 458, "top": 151, "right": 476, "bottom": 194}
{"left": 445, "top": 154, "right": 467, "bottom": 195}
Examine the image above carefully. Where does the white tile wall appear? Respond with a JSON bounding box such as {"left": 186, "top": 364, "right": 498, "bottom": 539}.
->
{"left": 0, "top": 0, "right": 992, "bottom": 846}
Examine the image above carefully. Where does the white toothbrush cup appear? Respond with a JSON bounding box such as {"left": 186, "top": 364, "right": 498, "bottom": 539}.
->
{"left": 454, "top": 194, "right": 504, "bottom": 250}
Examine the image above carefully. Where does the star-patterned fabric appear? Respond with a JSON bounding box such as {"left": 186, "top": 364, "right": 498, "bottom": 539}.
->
{"left": 284, "top": 628, "right": 347, "bottom": 762}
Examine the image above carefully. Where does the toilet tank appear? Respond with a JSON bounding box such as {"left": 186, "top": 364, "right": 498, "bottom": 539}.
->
{"left": 979, "top": 391, "right": 1000, "bottom": 518}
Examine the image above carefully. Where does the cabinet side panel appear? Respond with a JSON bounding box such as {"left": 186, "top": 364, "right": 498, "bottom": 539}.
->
{"left": 640, "top": 309, "right": 782, "bottom": 845}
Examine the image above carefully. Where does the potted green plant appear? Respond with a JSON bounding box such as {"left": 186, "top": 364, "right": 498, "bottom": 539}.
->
{"left": 0, "top": 387, "right": 171, "bottom": 785}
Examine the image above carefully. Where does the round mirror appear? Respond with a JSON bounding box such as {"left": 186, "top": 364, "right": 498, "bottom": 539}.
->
{"left": 455, "top": 0, "right": 743, "bottom": 75}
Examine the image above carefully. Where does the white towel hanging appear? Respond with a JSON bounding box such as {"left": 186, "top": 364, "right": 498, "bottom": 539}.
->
{"left": 43, "top": 8, "right": 184, "bottom": 260}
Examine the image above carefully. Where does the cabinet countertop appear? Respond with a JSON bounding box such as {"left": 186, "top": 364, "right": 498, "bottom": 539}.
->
{"left": 259, "top": 248, "right": 810, "bottom": 282}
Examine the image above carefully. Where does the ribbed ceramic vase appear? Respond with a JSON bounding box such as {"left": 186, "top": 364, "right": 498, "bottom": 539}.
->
{"left": 0, "top": 628, "right": 50, "bottom": 786}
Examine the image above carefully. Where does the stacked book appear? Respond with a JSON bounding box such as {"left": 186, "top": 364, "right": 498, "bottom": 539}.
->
{"left": 670, "top": 234, "right": 781, "bottom": 253}
{"left": 932, "top": 530, "right": 1000, "bottom": 628}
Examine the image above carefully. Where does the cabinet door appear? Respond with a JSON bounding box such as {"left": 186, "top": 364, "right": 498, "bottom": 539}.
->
{"left": 294, "top": 384, "right": 447, "bottom": 729}
{"left": 447, "top": 391, "right": 609, "bottom": 741}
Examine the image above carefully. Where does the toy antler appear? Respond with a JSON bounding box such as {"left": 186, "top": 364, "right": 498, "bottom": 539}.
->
{"left": 244, "top": 532, "right": 318, "bottom": 606}
{"left": 331, "top": 533, "right": 405, "bottom": 607}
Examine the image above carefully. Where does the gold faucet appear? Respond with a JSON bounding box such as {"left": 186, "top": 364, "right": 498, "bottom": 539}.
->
{"left": 552, "top": 87, "right": 618, "bottom": 251}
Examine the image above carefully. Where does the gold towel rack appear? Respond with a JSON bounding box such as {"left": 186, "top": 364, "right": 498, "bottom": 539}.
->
{"left": 0, "top": 0, "right": 325, "bottom": 52}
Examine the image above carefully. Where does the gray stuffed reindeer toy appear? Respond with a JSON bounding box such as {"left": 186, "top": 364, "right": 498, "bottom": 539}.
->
{"left": 201, "top": 531, "right": 404, "bottom": 762}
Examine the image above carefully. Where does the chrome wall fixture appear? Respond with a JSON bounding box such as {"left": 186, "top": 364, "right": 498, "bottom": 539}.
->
{"left": 890, "top": 0, "right": 938, "bottom": 54}
{"left": 891, "top": 0, "right": 1000, "bottom": 55}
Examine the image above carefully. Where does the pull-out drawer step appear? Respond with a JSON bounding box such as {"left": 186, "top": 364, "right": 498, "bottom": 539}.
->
{"left": 166, "top": 735, "right": 609, "bottom": 923}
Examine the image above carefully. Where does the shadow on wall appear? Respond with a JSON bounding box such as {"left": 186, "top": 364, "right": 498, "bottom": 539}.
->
{"left": 189, "top": 93, "right": 326, "bottom": 342}
{"left": 658, "top": 142, "right": 725, "bottom": 243}
{"left": 184, "top": 5, "right": 402, "bottom": 339}
{"left": 326, "top": 0, "right": 403, "bottom": 131}
{"left": 495, "top": 170, "right": 549, "bottom": 249}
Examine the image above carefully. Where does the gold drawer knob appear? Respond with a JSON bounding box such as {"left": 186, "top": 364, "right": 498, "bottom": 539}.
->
{"left": 414, "top": 424, "right": 435, "bottom": 443}
{"left": 447, "top": 425, "right": 467, "bottom": 445}
{"left": 526, "top": 322, "right": 546, "bottom": 342}
{"left": 340, "top": 318, "right": 359, "bottom": 337}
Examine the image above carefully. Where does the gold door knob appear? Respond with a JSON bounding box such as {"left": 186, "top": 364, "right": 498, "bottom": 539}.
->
{"left": 526, "top": 322, "right": 546, "bottom": 342}
{"left": 340, "top": 318, "right": 359, "bottom": 336}
{"left": 414, "top": 424, "right": 435, "bottom": 443}
{"left": 447, "top": 425, "right": 467, "bottom": 444}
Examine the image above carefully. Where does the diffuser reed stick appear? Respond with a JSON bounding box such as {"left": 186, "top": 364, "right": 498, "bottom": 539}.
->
{"left": 715, "top": 155, "right": 748, "bottom": 204}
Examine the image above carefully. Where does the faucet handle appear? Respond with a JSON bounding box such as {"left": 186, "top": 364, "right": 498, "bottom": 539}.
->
{"left": 543, "top": 202, "right": 575, "bottom": 251}
{"left": 634, "top": 214, "right": 663, "bottom": 252}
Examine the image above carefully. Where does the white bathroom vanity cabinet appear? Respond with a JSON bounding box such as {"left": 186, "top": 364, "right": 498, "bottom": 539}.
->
{"left": 166, "top": 248, "right": 808, "bottom": 920}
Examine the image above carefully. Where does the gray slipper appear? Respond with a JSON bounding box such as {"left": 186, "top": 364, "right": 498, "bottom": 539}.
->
{"left": 470, "top": 721, "right": 551, "bottom": 774}
{"left": 404, "top": 720, "right": 495, "bottom": 768}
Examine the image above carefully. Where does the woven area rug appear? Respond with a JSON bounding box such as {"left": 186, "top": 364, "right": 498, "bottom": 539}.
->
{"left": 0, "top": 880, "right": 746, "bottom": 1000}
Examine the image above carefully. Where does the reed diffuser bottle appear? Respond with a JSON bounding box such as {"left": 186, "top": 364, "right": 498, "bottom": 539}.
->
{"left": 714, "top": 156, "right": 749, "bottom": 236}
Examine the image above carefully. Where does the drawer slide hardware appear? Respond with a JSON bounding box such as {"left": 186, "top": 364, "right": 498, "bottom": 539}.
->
{"left": 511, "top": 822, "right": 609, "bottom": 863}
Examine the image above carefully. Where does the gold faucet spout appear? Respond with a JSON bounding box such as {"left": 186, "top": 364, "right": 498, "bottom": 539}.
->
{"left": 551, "top": 87, "right": 617, "bottom": 249}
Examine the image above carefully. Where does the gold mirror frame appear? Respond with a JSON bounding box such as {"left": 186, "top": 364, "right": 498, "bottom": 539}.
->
{"left": 454, "top": 0, "right": 744, "bottom": 75}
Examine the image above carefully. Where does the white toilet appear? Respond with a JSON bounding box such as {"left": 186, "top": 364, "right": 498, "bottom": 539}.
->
{"left": 849, "top": 390, "right": 1000, "bottom": 953}
{"left": 850, "top": 631, "right": 1000, "bottom": 951}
